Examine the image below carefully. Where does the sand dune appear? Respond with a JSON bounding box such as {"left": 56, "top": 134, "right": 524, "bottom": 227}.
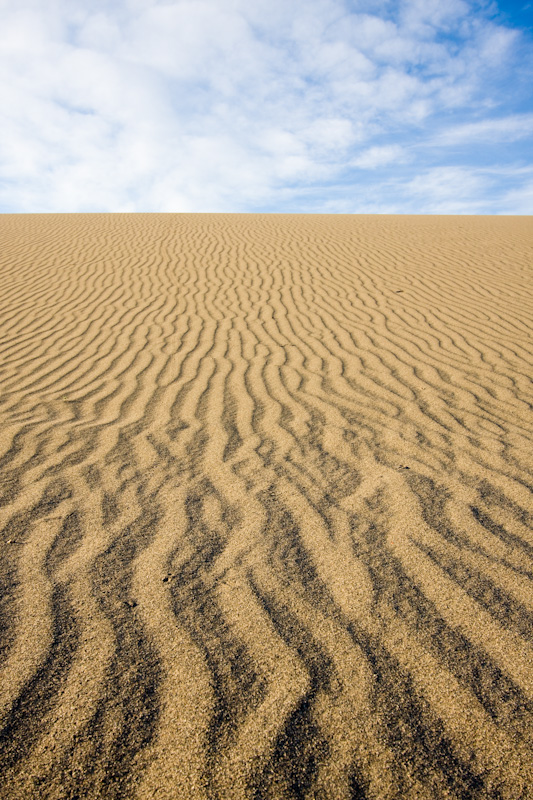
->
{"left": 0, "top": 213, "right": 532, "bottom": 799}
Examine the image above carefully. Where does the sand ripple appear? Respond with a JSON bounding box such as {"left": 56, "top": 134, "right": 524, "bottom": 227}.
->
{"left": 0, "top": 213, "right": 532, "bottom": 799}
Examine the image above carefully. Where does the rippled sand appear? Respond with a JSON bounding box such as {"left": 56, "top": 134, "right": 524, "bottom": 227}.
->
{"left": 0, "top": 213, "right": 532, "bottom": 800}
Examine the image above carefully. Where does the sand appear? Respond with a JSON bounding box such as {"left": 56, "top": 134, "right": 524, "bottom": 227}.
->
{"left": 0, "top": 213, "right": 532, "bottom": 799}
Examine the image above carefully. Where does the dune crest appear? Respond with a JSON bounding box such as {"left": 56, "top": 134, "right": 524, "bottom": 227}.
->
{"left": 0, "top": 213, "right": 532, "bottom": 799}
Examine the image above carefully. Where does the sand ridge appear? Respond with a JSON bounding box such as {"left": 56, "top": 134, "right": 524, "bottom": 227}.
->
{"left": 0, "top": 213, "right": 532, "bottom": 799}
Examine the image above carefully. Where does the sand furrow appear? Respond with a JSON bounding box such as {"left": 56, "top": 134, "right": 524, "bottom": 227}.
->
{"left": 0, "top": 213, "right": 532, "bottom": 799}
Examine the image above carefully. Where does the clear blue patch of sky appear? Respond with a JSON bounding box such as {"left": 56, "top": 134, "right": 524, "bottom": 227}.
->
{"left": 492, "top": 0, "right": 533, "bottom": 30}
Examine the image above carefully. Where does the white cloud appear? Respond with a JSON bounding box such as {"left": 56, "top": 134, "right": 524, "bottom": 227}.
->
{"left": 399, "top": 0, "right": 470, "bottom": 32}
{"left": 388, "top": 165, "right": 533, "bottom": 214}
{"left": 0, "top": 0, "right": 531, "bottom": 212}
{"left": 301, "top": 118, "right": 361, "bottom": 160}
{"left": 500, "top": 179, "right": 533, "bottom": 214}
{"left": 351, "top": 144, "right": 408, "bottom": 169}
{"left": 404, "top": 166, "right": 490, "bottom": 211}
{"left": 434, "top": 114, "right": 533, "bottom": 145}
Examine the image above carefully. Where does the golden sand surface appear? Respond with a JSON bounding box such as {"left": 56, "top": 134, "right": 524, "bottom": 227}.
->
{"left": 0, "top": 213, "right": 532, "bottom": 800}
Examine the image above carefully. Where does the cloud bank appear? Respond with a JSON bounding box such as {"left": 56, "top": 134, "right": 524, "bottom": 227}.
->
{"left": 0, "top": 0, "right": 532, "bottom": 213}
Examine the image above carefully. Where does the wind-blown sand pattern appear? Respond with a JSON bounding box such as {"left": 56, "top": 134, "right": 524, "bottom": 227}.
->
{"left": 0, "top": 213, "right": 532, "bottom": 800}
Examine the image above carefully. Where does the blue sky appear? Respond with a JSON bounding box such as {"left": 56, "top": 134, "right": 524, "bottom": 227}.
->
{"left": 0, "top": 0, "right": 532, "bottom": 213}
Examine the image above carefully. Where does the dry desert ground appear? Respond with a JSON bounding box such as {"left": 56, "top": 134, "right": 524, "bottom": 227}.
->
{"left": 0, "top": 213, "right": 532, "bottom": 799}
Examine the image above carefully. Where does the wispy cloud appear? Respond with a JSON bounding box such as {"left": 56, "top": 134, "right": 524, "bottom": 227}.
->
{"left": 351, "top": 145, "right": 409, "bottom": 169}
{"left": 434, "top": 114, "right": 533, "bottom": 145}
{"left": 0, "top": 0, "right": 531, "bottom": 212}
